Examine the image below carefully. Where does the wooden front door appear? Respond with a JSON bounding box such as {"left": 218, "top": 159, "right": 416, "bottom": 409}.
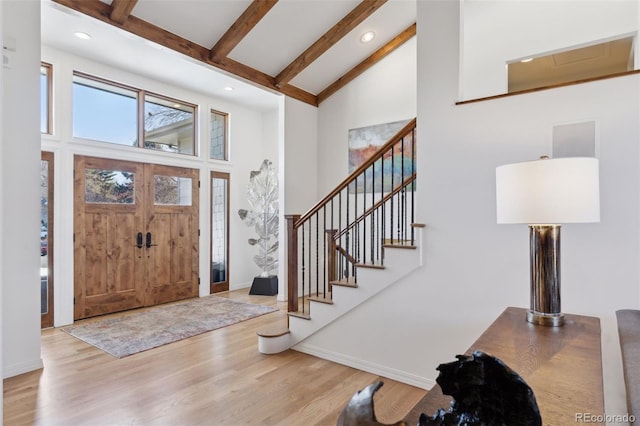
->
{"left": 145, "top": 163, "right": 199, "bottom": 305}
{"left": 74, "top": 156, "right": 199, "bottom": 320}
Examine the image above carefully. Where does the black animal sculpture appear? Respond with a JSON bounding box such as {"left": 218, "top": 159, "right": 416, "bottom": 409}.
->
{"left": 337, "top": 351, "right": 541, "bottom": 426}
{"left": 419, "top": 351, "right": 541, "bottom": 426}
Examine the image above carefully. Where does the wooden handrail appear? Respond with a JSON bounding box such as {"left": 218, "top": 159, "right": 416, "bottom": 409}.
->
{"left": 333, "top": 172, "right": 416, "bottom": 241}
{"left": 335, "top": 245, "right": 357, "bottom": 264}
{"left": 295, "top": 118, "right": 416, "bottom": 227}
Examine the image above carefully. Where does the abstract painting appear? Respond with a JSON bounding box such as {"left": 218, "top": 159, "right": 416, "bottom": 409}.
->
{"left": 348, "top": 119, "right": 415, "bottom": 192}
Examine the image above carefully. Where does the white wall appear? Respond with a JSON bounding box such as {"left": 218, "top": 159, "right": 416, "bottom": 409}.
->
{"left": 461, "top": 0, "right": 639, "bottom": 100}
{"left": 40, "top": 46, "right": 277, "bottom": 325}
{"left": 2, "top": 0, "right": 43, "bottom": 378}
{"left": 416, "top": 3, "right": 638, "bottom": 417}
{"left": 317, "top": 37, "right": 417, "bottom": 195}
{"left": 279, "top": 97, "right": 319, "bottom": 300}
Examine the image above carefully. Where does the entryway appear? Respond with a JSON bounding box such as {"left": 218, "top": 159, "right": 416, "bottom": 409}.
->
{"left": 73, "top": 155, "right": 199, "bottom": 320}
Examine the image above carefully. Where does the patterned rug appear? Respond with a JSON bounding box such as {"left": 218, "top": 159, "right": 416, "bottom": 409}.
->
{"left": 62, "top": 296, "right": 278, "bottom": 358}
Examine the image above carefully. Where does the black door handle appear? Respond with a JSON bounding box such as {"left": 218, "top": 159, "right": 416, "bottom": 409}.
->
{"left": 146, "top": 232, "right": 158, "bottom": 248}
{"left": 136, "top": 232, "right": 143, "bottom": 249}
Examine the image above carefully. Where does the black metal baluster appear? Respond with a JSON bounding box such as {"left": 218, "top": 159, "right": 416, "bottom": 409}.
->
{"left": 345, "top": 184, "right": 350, "bottom": 280}
{"left": 301, "top": 224, "right": 305, "bottom": 313}
{"left": 354, "top": 175, "right": 358, "bottom": 264}
{"left": 323, "top": 205, "right": 326, "bottom": 297}
{"left": 363, "top": 170, "right": 367, "bottom": 264}
{"left": 370, "top": 165, "right": 375, "bottom": 264}
{"left": 411, "top": 127, "right": 416, "bottom": 245}
{"left": 390, "top": 146, "right": 394, "bottom": 245}
{"left": 308, "top": 218, "right": 312, "bottom": 306}
{"left": 315, "top": 212, "right": 319, "bottom": 297}
{"left": 400, "top": 136, "right": 405, "bottom": 242}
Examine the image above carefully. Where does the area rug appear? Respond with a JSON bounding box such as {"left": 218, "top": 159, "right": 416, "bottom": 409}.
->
{"left": 62, "top": 296, "right": 278, "bottom": 358}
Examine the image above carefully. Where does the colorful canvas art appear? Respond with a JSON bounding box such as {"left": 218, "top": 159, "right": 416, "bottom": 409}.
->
{"left": 348, "top": 119, "right": 415, "bottom": 192}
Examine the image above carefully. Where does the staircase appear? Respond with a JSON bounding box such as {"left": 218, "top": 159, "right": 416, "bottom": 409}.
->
{"left": 258, "top": 118, "right": 418, "bottom": 354}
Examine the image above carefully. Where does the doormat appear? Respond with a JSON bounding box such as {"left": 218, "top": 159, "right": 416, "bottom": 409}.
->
{"left": 62, "top": 296, "right": 278, "bottom": 358}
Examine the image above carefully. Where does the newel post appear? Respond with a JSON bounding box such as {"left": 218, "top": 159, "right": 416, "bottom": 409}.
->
{"left": 285, "top": 214, "right": 300, "bottom": 312}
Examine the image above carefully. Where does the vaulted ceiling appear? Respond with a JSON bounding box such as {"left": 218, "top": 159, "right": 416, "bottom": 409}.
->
{"left": 44, "top": 0, "right": 416, "bottom": 109}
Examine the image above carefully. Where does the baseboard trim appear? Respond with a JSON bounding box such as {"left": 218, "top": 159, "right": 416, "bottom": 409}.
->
{"left": 3, "top": 357, "right": 44, "bottom": 379}
{"left": 293, "top": 342, "right": 435, "bottom": 390}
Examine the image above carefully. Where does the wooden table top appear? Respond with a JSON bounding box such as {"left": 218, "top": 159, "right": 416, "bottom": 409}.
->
{"left": 406, "top": 307, "right": 604, "bottom": 425}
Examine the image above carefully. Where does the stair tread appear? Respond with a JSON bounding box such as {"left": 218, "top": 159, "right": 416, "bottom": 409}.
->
{"left": 383, "top": 244, "right": 417, "bottom": 249}
{"left": 288, "top": 311, "right": 311, "bottom": 320}
{"left": 308, "top": 294, "right": 333, "bottom": 304}
{"left": 356, "top": 262, "right": 385, "bottom": 269}
{"left": 256, "top": 325, "right": 290, "bottom": 338}
{"left": 330, "top": 278, "right": 358, "bottom": 288}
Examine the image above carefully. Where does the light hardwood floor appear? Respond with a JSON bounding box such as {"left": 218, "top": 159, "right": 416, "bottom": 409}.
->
{"left": 4, "top": 289, "right": 426, "bottom": 425}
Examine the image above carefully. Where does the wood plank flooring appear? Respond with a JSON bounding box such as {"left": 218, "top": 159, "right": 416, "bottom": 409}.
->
{"left": 4, "top": 289, "right": 426, "bottom": 425}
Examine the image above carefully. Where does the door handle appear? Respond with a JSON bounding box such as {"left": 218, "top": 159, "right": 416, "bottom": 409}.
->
{"left": 145, "top": 232, "right": 158, "bottom": 248}
{"left": 136, "top": 232, "right": 144, "bottom": 249}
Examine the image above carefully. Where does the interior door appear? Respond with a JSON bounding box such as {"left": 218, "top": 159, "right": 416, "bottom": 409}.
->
{"left": 145, "top": 164, "right": 199, "bottom": 305}
{"left": 74, "top": 156, "right": 199, "bottom": 320}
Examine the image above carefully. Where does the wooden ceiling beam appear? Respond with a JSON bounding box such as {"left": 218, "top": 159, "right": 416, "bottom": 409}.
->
{"left": 110, "top": 0, "right": 138, "bottom": 25}
{"left": 317, "top": 23, "right": 416, "bottom": 104}
{"left": 274, "top": 0, "right": 388, "bottom": 88}
{"left": 210, "top": 0, "right": 278, "bottom": 62}
{"left": 51, "top": 0, "right": 317, "bottom": 107}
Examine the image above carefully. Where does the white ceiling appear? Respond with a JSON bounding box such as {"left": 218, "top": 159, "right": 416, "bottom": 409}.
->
{"left": 42, "top": 0, "right": 417, "bottom": 111}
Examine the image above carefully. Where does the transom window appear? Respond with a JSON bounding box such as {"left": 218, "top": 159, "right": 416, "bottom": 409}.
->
{"left": 40, "top": 63, "right": 52, "bottom": 134}
{"left": 210, "top": 110, "right": 228, "bottom": 161}
{"left": 72, "top": 72, "right": 197, "bottom": 156}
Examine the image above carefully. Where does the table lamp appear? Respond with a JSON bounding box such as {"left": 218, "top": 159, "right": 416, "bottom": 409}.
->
{"left": 496, "top": 157, "right": 600, "bottom": 326}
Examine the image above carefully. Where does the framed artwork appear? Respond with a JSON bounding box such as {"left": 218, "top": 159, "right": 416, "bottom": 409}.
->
{"left": 348, "top": 119, "right": 415, "bottom": 192}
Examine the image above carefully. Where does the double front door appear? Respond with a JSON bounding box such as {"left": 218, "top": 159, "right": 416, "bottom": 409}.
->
{"left": 74, "top": 156, "right": 199, "bottom": 320}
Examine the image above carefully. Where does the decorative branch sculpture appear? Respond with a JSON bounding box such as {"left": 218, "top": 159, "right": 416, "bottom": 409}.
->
{"left": 238, "top": 159, "right": 279, "bottom": 278}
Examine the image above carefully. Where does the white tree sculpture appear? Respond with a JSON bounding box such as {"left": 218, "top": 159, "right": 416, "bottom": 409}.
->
{"left": 238, "top": 159, "right": 279, "bottom": 277}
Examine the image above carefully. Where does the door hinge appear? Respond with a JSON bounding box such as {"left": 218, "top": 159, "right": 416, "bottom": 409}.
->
{"left": 198, "top": 277, "right": 201, "bottom": 285}
{"left": 73, "top": 297, "right": 76, "bottom": 305}
{"left": 198, "top": 180, "right": 201, "bottom": 188}
{"left": 198, "top": 229, "right": 201, "bottom": 237}
{"left": 73, "top": 233, "right": 75, "bottom": 242}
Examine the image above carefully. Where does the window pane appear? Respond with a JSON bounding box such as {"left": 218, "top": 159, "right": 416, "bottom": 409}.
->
{"left": 85, "top": 169, "right": 135, "bottom": 204}
{"left": 40, "top": 65, "right": 50, "bottom": 134}
{"left": 211, "top": 176, "right": 228, "bottom": 283}
{"left": 40, "top": 159, "right": 49, "bottom": 314}
{"left": 73, "top": 75, "right": 138, "bottom": 146}
{"left": 154, "top": 175, "right": 192, "bottom": 205}
{"left": 145, "top": 95, "right": 195, "bottom": 155}
{"left": 210, "top": 110, "right": 227, "bottom": 160}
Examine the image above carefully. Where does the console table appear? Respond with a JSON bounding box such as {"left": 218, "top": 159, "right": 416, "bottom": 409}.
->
{"left": 406, "top": 307, "right": 605, "bottom": 425}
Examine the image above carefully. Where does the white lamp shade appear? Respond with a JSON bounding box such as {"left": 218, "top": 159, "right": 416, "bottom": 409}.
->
{"left": 496, "top": 157, "right": 600, "bottom": 224}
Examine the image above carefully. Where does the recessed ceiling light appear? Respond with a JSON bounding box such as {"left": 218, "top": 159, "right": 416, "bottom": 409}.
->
{"left": 73, "top": 32, "right": 92, "bottom": 40}
{"left": 521, "top": 57, "right": 534, "bottom": 63}
{"left": 360, "top": 31, "right": 375, "bottom": 43}
{"left": 173, "top": 103, "right": 181, "bottom": 108}
{"left": 224, "top": 86, "right": 234, "bottom": 91}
